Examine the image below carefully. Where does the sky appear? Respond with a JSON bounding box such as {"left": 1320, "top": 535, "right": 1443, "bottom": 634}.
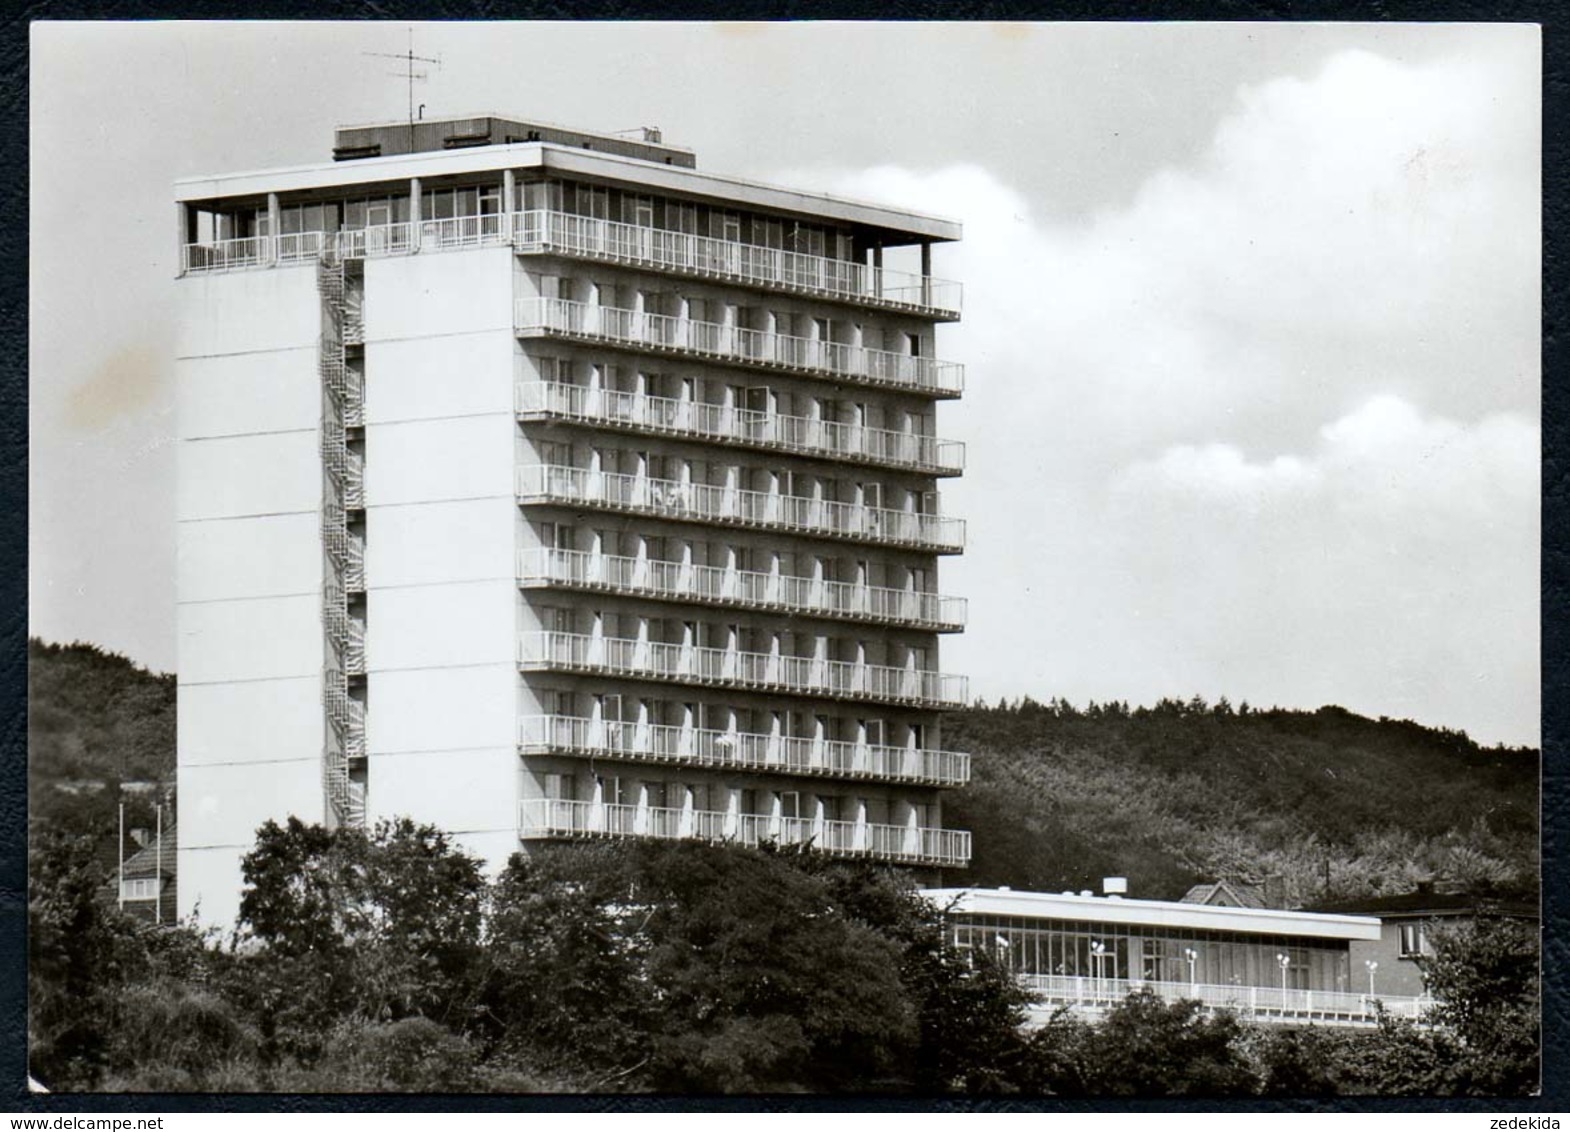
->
{"left": 28, "top": 22, "right": 1541, "bottom": 746}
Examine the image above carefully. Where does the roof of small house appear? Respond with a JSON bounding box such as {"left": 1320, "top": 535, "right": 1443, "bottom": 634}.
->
{"left": 1179, "top": 881, "right": 1268, "bottom": 909}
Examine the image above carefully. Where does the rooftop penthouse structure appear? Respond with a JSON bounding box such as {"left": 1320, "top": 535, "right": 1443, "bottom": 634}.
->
{"left": 175, "top": 114, "right": 970, "bottom": 925}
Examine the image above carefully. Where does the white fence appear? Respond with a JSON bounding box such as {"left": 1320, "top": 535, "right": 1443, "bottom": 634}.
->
{"left": 519, "top": 713, "right": 970, "bottom": 786}
{"left": 181, "top": 210, "right": 962, "bottom": 317}
{"left": 518, "top": 798, "right": 971, "bottom": 867}
{"left": 518, "top": 630, "right": 969, "bottom": 708}
{"left": 1020, "top": 973, "right": 1432, "bottom": 1028}
{"left": 518, "top": 546, "right": 966, "bottom": 631}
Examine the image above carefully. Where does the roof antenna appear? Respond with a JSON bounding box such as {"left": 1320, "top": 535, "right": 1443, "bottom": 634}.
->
{"left": 364, "top": 27, "right": 441, "bottom": 149}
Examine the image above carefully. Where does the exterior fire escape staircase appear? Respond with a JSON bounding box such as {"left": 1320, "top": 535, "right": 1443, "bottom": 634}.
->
{"left": 318, "top": 252, "right": 367, "bottom": 827}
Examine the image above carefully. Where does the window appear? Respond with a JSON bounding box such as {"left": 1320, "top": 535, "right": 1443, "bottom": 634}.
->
{"left": 120, "top": 877, "right": 161, "bottom": 902}
{"left": 1397, "top": 923, "right": 1427, "bottom": 958}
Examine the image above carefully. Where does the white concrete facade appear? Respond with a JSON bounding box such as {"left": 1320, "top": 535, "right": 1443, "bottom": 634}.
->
{"left": 176, "top": 268, "right": 325, "bottom": 928}
{"left": 176, "top": 122, "right": 971, "bottom": 926}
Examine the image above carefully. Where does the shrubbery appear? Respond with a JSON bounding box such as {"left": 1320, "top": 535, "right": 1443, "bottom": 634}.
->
{"left": 27, "top": 819, "right": 1540, "bottom": 1095}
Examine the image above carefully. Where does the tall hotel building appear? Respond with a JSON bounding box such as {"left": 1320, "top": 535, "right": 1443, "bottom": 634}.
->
{"left": 176, "top": 116, "right": 970, "bottom": 926}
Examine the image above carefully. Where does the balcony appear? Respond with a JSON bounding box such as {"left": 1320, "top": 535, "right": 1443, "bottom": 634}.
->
{"left": 519, "top": 798, "right": 971, "bottom": 868}
{"left": 518, "top": 630, "right": 968, "bottom": 708}
{"left": 517, "top": 381, "right": 964, "bottom": 476}
{"left": 180, "top": 213, "right": 963, "bottom": 321}
{"left": 1020, "top": 974, "right": 1432, "bottom": 1030}
{"left": 518, "top": 547, "right": 966, "bottom": 632}
{"left": 512, "top": 209, "right": 962, "bottom": 319}
{"left": 180, "top": 231, "right": 335, "bottom": 274}
{"left": 520, "top": 714, "right": 970, "bottom": 787}
{"left": 516, "top": 465, "right": 965, "bottom": 554}
{"left": 516, "top": 297, "right": 964, "bottom": 399}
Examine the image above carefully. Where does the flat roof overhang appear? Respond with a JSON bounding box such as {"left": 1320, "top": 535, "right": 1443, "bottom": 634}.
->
{"left": 921, "top": 887, "right": 1383, "bottom": 943}
{"left": 176, "top": 143, "right": 961, "bottom": 247}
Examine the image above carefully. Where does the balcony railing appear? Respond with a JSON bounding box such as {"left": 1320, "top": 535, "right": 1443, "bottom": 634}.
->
{"left": 517, "top": 381, "right": 964, "bottom": 475}
{"left": 512, "top": 209, "right": 962, "bottom": 318}
{"left": 334, "top": 223, "right": 417, "bottom": 258}
{"left": 516, "top": 297, "right": 964, "bottom": 398}
{"left": 519, "top": 798, "right": 971, "bottom": 868}
{"left": 180, "top": 213, "right": 963, "bottom": 320}
{"left": 518, "top": 547, "right": 965, "bottom": 631}
{"left": 1020, "top": 974, "right": 1432, "bottom": 1029}
{"left": 518, "top": 630, "right": 968, "bottom": 708}
{"left": 520, "top": 714, "right": 970, "bottom": 787}
{"left": 516, "top": 465, "right": 964, "bottom": 553}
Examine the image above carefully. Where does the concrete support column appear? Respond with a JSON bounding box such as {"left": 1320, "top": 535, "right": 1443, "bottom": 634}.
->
{"left": 590, "top": 775, "right": 606, "bottom": 832}
{"left": 920, "top": 241, "right": 933, "bottom": 307}
{"left": 502, "top": 168, "right": 516, "bottom": 238}
{"left": 633, "top": 533, "right": 649, "bottom": 588}
{"left": 588, "top": 610, "right": 605, "bottom": 667}
{"left": 176, "top": 202, "right": 192, "bottom": 272}
{"left": 266, "top": 193, "right": 281, "bottom": 263}
{"left": 634, "top": 782, "right": 650, "bottom": 835}
{"left": 679, "top": 782, "right": 694, "bottom": 837}
{"left": 409, "top": 177, "right": 423, "bottom": 251}
{"left": 680, "top": 702, "right": 695, "bottom": 753}
{"left": 725, "top": 786, "right": 742, "bottom": 838}
{"left": 872, "top": 244, "right": 884, "bottom": 299}
{"left": 633, "top": 614, "right": 650, "bottom": 670}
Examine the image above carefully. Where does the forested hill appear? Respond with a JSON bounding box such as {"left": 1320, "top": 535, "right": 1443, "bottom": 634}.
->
{"left": 28, "top": 639, "right": 176, "bottom": 840}
{"left": 943, "top": 698, "right": 1539, "bottom": 908}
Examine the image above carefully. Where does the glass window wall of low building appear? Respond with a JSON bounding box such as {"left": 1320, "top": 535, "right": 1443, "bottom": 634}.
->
{"left": 950, "top": 913, "right": 1353, "bottom": 993}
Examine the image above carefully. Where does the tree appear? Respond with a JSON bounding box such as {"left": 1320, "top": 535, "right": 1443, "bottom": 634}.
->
{"left": 1076, "top": 991, "right": 1257, "bottom": 1097}
{"left": 233, "top": 816, "right": 487, "bottom": 1067}
{"left": 1419, "top": 917, "right": 1540, "bottom": 1094}
{"left": 483, "top": 841, "right": 920, "bottom": 1092}
{"left": 478, "top": 844, "right": 659, "bottom": 1085}
{"left": 28, "top": 830, "right": 131, "bottom": 1089}
{"left": 813, "top": 866, "right": 1032, "bottom": 1092}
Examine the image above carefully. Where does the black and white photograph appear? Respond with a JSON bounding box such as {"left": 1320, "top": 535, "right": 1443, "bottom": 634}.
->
{"left": 26, "top": 20, "right": 1541, "bottom": 1100}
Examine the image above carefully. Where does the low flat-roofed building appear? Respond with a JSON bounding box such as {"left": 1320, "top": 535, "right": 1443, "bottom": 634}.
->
{"left": 923, "top": 886, "right": 1428, "bottom": 1028}
{"left": 1308, "top": 884, "right": 1539, "bottom": 999}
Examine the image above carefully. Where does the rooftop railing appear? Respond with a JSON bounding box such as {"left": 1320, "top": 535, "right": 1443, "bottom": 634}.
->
{"left": 519, "top": 798, "right": 971, "bottom": 868}
{"left": 520, "top": 714, "right": 971, "bottom": 787}
{"left": 517, "top": 381, "right": 964, "bottom": 475}
{"left": 516, "top": 297, "right": 964, "bottom": 398}
{"left": 1020, "top": 974, "right": 1431, "bottom": 1029}
{"left": 518, "top": 547, "right": 966, "bottom": 632}
{"left": 518, "top": 629, "right": 969, "bottom": 708}
{"left": 180, "top": 212, "right": 963, "bottom": 320}
{"left": 512, "top": 209, "right": 962, "bottom": 318}
{"left": 516, "top": 464, "right": 964, "bottom": 553}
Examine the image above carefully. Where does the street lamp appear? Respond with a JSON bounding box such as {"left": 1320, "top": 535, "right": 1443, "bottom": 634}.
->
{"left": 1276, "top": 953, "right": 1291, "bottom": 1002}
{"left": 1365, "top": 959, "right": 1378, "bottom": 997}
{"left": 1090, "top": 940, "right": 1107, "bottom": 997}
{"left": 1184, "top": 947, "right": 1198, "bottom": 994}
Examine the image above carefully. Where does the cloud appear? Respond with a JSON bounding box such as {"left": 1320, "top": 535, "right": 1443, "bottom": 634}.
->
{"left": 778, "top": 46, "right": 1539, "bottom": 745}
{"left": 1115, "top": 395, "right": 1538, "bottom": 521}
